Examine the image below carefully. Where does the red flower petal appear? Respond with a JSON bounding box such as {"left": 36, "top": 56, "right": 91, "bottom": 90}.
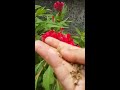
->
{"left": 61, "top": 2, "right": 64, "bottom": 6}
{"left": 41, "top": 29, "right": 80, "bottom": 47}
{"left": 51, "top": 32, "right": 57, "bottom": 38}
{"left": 66, "top": 33, "right": 71, "bottom": 38}
{"left": 53, "top": 1, "right": 64, "bottom": 12}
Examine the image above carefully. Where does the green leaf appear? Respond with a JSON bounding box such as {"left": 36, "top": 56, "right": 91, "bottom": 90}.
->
{"left": 35, "top": 35, "right": 40, "bottom": 40}
{"left": 63, "top": 17, "right": 69, "bottom": 22}
{"left": 35, "top": 61, "right": 46, "bottom": 90}
{"left": 35, "top": 7, "right": 46, "bottom": 17}
{"left": 35, "top": 60, "right": 45, "bottom": 75}
{"left": 47, "top": 24, "right": 60, "bottom": 28}
{"left": 45, "top": 14, "right": 53, "bottom": 17}
{"left": 63, "top": 26, "right": 69, "bottom": 28}
{"left": 66, "top": 21, "right": 72, "bottom": 23}
{"left": 35, "top": 53, "right": 43, "bottom": 64}
{"left": 35, "top": 17, "right": 43, "bottom": 23}
{"left": 74, "top": 39, "right": 79, "bottom": 45}
{"left": 61, "top": 4, "right": 67, "bottom": 19}
{"left": 75, "top": 28, "right": 81, "bottom": 35}
{"left": 42, "top": 66, "right": 55, "bottom": 90}
{"left": 35, "top": 5, "right": 41, "bottom": 10}
{"left": 57, "top": 18, "right": 70, "bottom": 27}
{"left": 35, "top": 22, "right": 45, "bottom": 32}
{"left": 72, "top": 36, "right": 80, "bottom": 39}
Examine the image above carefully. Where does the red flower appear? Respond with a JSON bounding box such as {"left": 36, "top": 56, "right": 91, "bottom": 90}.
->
{"left": 41, "top": 30, "right": 55, "bottom": 42}
{"left": 41, "top": 29, "right": 80, "bottom": 47}
{"left": 54, "top": 1, "right": 64, "bottom": 12}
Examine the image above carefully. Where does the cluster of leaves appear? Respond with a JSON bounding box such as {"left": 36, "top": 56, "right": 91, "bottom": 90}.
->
{"left": 72, "top": 28, "right": 85, "bottom": 48}
{"left": 35, "top": 4, "right": 70, "bottom": 40}
{"left": 35, "top": 3, "right": 85, "bottom": 90}
{"left": 35, "top": 59, "right": 63, "bottom": 90}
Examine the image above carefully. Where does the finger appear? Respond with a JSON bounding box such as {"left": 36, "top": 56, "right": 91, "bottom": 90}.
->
{"left": 45, "top": 37, "right": 79, "bottom": 49}
{"left": 35, "top": 40, "right": 75, "bottom": 90}
{"left": 45, "top": 37, "right": 85, "bottom": 64}
{"left": 60, "top": 48, "right": 85, "bottom": 64}
{"left": 35, "top": 40, "right": 61, "bottom": 68}
{"left": 48, "top": 49, "right": 75, "bottom": 90}
{"left": 35, "top": 40, "right": 73, "bottom": 72}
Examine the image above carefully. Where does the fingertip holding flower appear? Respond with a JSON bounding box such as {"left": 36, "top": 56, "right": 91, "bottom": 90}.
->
{"left": 45, "top": 37, "right": 52, "bottom": 43}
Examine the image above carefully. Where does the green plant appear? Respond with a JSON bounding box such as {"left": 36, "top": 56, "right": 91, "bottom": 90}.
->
{"left": 35, "top": 4, "right": 71, "bottom": 40}
{"left": 35, "top": 1, "right": 85, "bottom": 90}
{"left": 72, "top": 28, "right": 85, "bottom": 48}
{"left": 35, "top": 3, "right": 70, "bottom": 90}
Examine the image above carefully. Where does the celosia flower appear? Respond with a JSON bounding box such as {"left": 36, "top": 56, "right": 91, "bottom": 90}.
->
{"left": 41, "top": 29, "right": 80, "bottom": 47}
{"left": 53, "top": 1, "right": 64, "bottom": 12}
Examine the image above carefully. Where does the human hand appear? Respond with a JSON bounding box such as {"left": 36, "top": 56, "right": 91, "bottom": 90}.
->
{"left": 35, "top": 37, "right": 85, "bottom": 90}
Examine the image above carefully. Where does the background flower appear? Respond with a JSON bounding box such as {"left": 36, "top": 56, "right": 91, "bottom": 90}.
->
{"left": 54, "top": 1, "right": 64, "bottom": 12}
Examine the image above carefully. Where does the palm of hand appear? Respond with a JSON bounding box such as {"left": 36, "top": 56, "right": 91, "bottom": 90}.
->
{"left": 35, "top": 37, "right": 85, "bottom": 90}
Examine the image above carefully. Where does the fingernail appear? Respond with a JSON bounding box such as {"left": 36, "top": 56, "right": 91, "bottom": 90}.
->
{"left": 35, "top": 41, "right": 41, "bottom": 51}
{"left": 45, "top": 37, "right": 52, "bottom": 43}
{"left": 35, "top": 41, "right": 46, "bottom": 51}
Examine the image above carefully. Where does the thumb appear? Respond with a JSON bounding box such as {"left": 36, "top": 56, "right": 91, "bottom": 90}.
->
{"left": 60, "top": 48, "right": 85, "bottom": 64}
